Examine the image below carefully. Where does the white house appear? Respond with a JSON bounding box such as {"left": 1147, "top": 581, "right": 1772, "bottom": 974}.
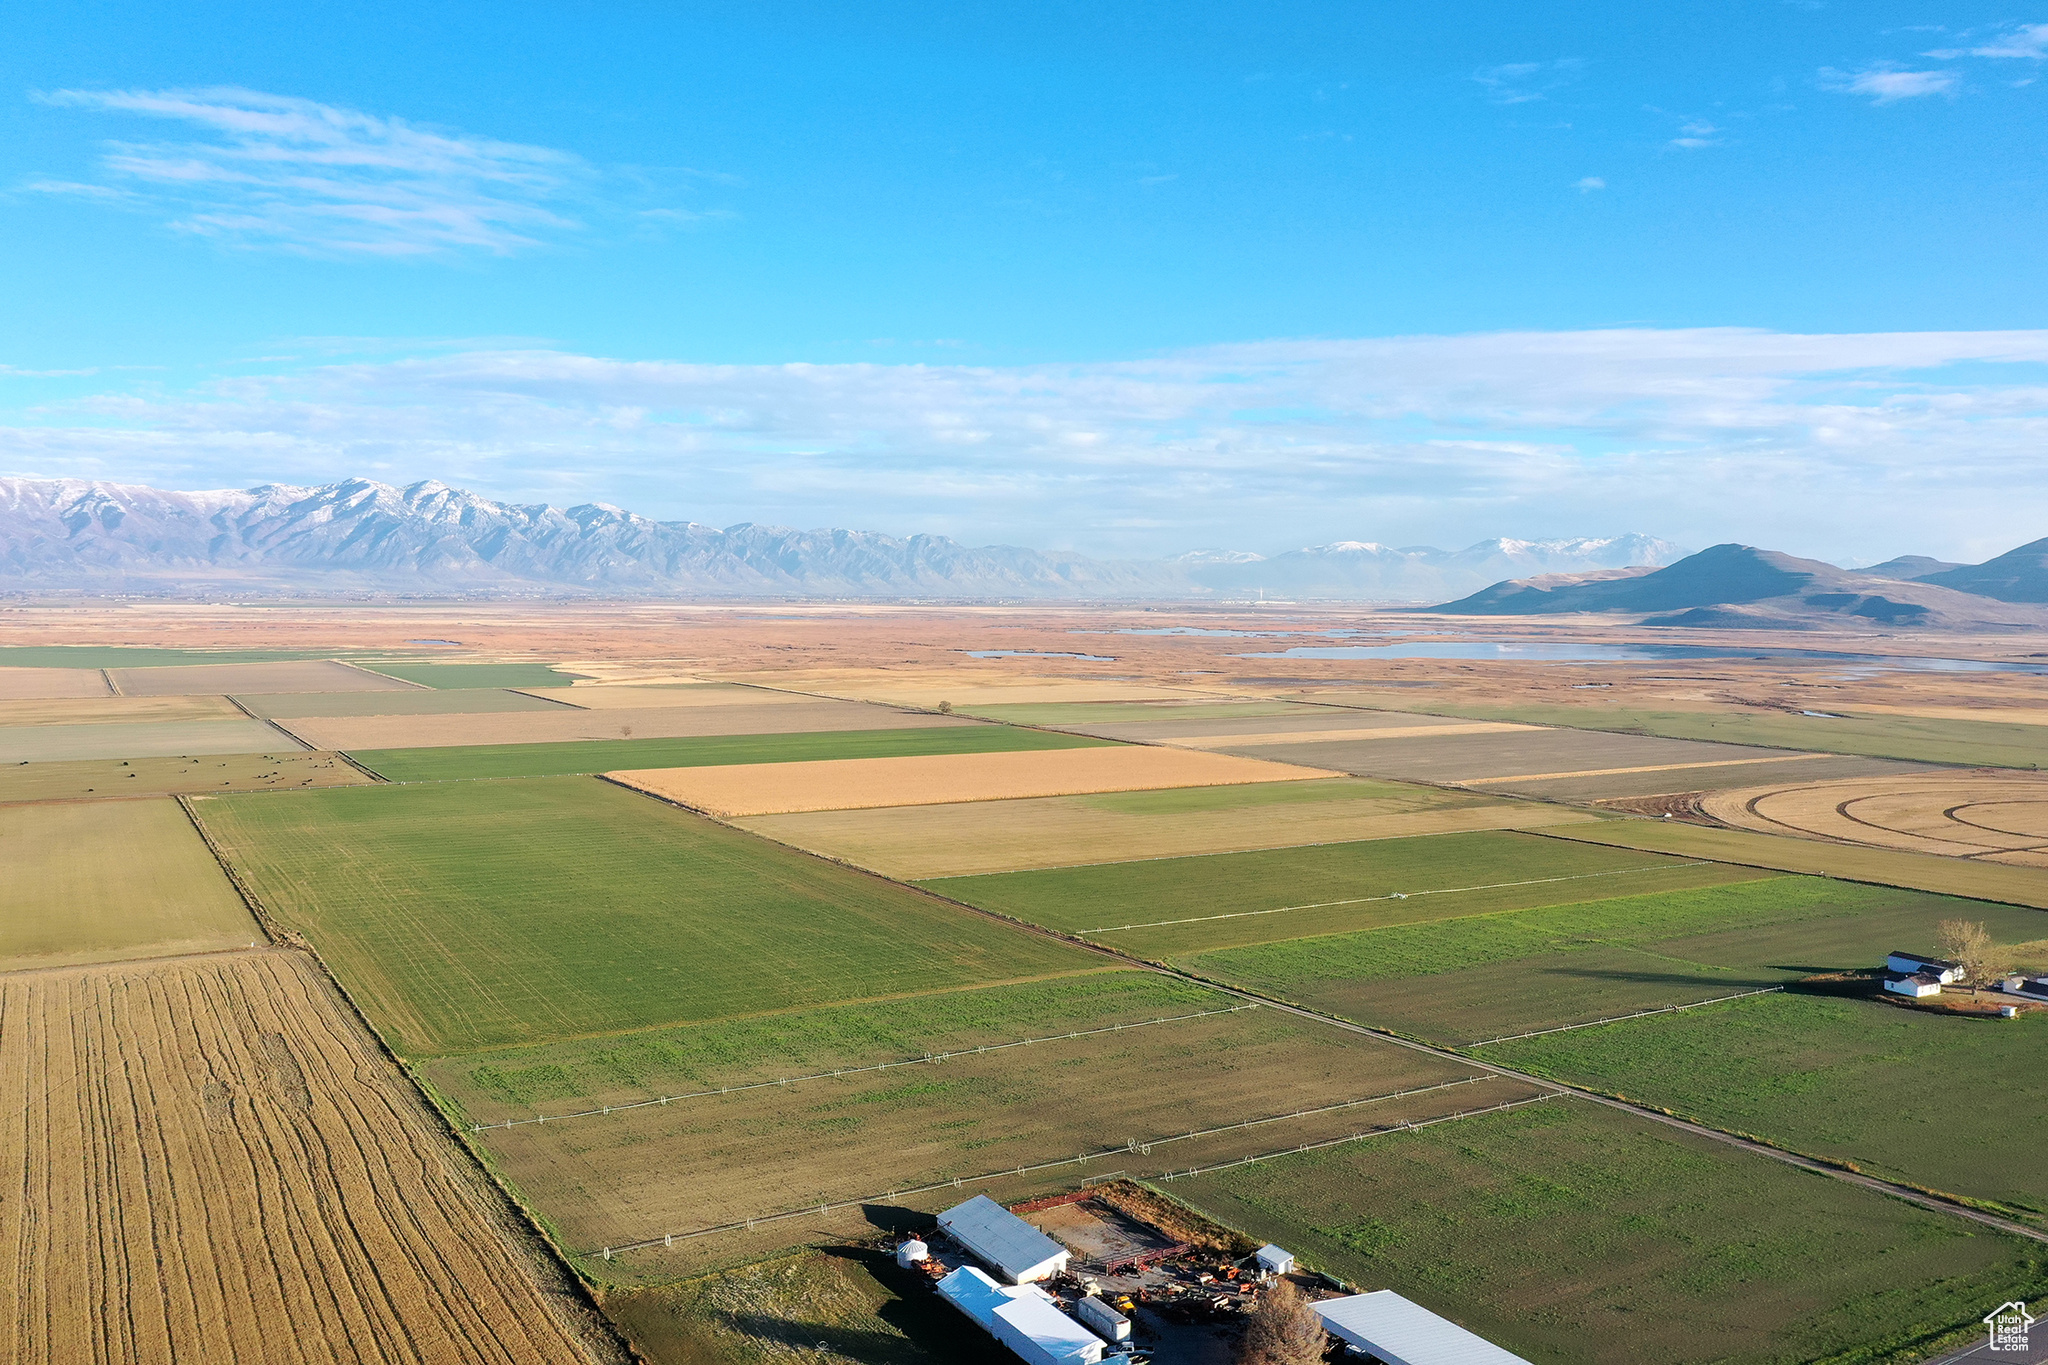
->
{"left": 1884, "top": 972, "right": 1944, "bottom": 999}
{"left": 938, "top": 1195, "right": 1072, "bottom": 1284}
{"left": 937, "top": 1266, "right": 1103, "bottom": 1365}
{"left": 1886, "top": 952, "right": 1963, "bottom": 983}
{"left": 1313, "top": 1290, "right": 1533, "bottom": 1365}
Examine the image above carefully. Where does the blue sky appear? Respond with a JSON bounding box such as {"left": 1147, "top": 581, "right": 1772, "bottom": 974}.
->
{"left": 3, "top": 2, "right": 2046, "bottom": 561}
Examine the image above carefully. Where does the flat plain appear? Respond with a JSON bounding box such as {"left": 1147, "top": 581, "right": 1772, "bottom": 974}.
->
{"left": 352, "top": 723, "right": 1108, "bottom": 783}
{"left": 361, "top": 660, "right": 587, "bottom": 689}
{"left": 0, "top": 750, "right": 374, "bottom": 804}
{"left": 194, "top": 777, "right": 1102, "bottom": 1056}
{"left": 0, "top": 694, "right": 242, "bottom": 726}
{"left": 0, "top": 798, "right": 259, "bottom": 970}
{"left": 280, "top": 697, "right": 968, "bottom": 751}
{"left": 0, "top": 716, "right": 293, "bottom": 763}
{"left": 109, "top": 659, "right": 415, "bottom": 696}
{"left": 519, "top": 682, "right": 823, "bottom": 709}
{"left": 237, "top": 686, "right": 573, "bottom": 718}
{"left": 611, "top": 743, "right": 1330, "bottom": 818}
{"left": 1172, "top": 1100, "right": 2048, "bottom": 1365}
{"left": 737, "top": 776, "right": 1600, "bottom": 879}
{"left": 0, "top": 950, "right": 605, "bottom": 1365}
{"left": 1493, "top": 991, "right": 2048, "bottom": 1222}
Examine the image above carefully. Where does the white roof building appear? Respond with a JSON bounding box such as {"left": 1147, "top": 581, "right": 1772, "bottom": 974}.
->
{"left": 1886, "top": 952, "right": 1962, "bottom": 983}
{"left": 1254, "top": 1244, "right": 1295, "bottom": 1276}
{"left": 936, "top": 1266, "right": 1103, "bottom": 1365}
{"left": 1314, "top": 1290, "right": 1532, "bottom": 1365}
{"left": 938, "top": 1195, "right": 1071, "bottom": 1283}
{"left": 1885, "top": 973, "right": 1943, "bottom": 998}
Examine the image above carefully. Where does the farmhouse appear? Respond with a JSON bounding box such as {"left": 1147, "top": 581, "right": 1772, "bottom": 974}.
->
{"left": 1884, "top": 972, "right": 1945, "bottom": 999}
{"left": 1885, "top": 952, "right": 1963, "bottom": 983}
{"left": 936, "top": 1266, "right": 1104, "bottom": 1365}
{"left": 1313, "top": 1290, "right": 1533, "bottom": 1365}
{"left": 938, "top": 1194, "right": 1072, "bottom": 1283}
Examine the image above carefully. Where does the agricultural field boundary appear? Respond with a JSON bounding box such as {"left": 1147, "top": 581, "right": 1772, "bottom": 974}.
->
{"left": 220, "top": 691, "right": 318, "bottom": 751}
{"left": 1073, "top": 860, "right": 1718, "bottom": 935}
{"left": 587, "top": 1073, "right": 1505, "bottom": 1259}
{"left": 1462, "top": 986, "right": 1785, "bottom": 1047}
{"left": 469, "top": 1002, "right": 1261, "bottom": 1133}
{"left": 1455, "top": 752, "right": 1824, "bottom": 785}
{"left": 618, "top": 774, "right": 2048, "bottom": 1249}
{"left": 1150, "top": 1091, "right": 1570, "bottom": 1183}
{"left": 333, "top": 658, "right": 436, "bottom": 689}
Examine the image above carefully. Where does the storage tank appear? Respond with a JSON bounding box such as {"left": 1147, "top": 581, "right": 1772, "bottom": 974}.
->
{"left": 896, "top": 1239, "right": 929, "bottom": 1268}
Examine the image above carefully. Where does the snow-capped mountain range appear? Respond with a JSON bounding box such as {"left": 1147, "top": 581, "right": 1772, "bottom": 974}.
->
{"left": 0, "top": 476, "right": 1689, "bottom": 600}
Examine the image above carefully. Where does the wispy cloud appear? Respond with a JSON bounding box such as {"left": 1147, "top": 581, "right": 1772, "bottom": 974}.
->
{"left": 1574, "top": 176, "right": 1606, "bottom": 192}
{"left": 26, "top": 87, "right": 719, "bottom": 258}
{"left": 1471, "top": 59, "right": 1585, "bottom": 105}
{"left": 1668, "top": 119, "right": 1722, "bottom": 149}
{"left": 1927, "top": 22, "right": 2048, "bottom": 60}
{"left": 5, "top": 329, "right": 2048, "bottom": 560}
{"left": 1819, "top": 64, "right": 1959, "bottom": 103}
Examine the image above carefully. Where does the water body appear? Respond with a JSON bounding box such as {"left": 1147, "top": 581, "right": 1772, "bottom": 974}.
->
{"left": 1232, "top": 641, "right": 2048, "bottom": 673}
{"left": 965, "top": 649, "right": 1118, "bottom": 661}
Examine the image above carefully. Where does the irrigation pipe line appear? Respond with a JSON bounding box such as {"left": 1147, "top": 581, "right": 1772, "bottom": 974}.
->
{"left": 1462, "top": 987, "right": 1784, "bottom": 1048}
{"left": 1154, "top": 1092, "right": 1572, "bottom": 1183}
{"left": 584, "top": 1074, "right": 1498, "bottom": 1260}
{"left": 470, "top": 1004, "right": 1261, "bottom": 1133}
{"left": 1076, "top": 861, "right": 1714, "bottom": 934}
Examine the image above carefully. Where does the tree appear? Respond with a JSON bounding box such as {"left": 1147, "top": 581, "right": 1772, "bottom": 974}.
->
{"left": 1239, "top": 1277, "right": 1326, "bottom": 1365}
{"left": 937, "top": 700, "right": 953, "bottom": 714}
{"left": 1935, "top": 919, "right": 2000, "bottom": 985}
{"left": 619, "top": 724, "right": 634, "bottom": 741}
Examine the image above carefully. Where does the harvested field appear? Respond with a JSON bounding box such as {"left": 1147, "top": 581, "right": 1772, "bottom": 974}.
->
{"left": 1062, "top": 707, "right": 1531, "bottom": 744}
{"left": 612, "top": 744, "right": 1332, "bottom": 818}
{"left": 926, "top": 829, "right": 1765, "bottom": 954}
{"left": 1539, "top": 820, "right": 2048, "bottom": 908}
{"left": 1173, "top": 1100, "right": 2048, "bottom": 1365}
{"left": 110, "top": 659, "right": 414, "bottom": 696}
{"left": 466, "top": 995, "right": 1514, "bottom": 1284}
{"left": 237, "top": 687, "right": 572, "bottom": 719}
{"left": 0, "top": 799, "right": 259, "bottom": 970}
{"left": 353, "top": 724, "right": 1108, "bottom": 783}
{"left": 0, "top": 717, "right": 297, "bottom": 764}
{"left": 738, "top": 777, "right": 1600, "bottom": 879}
{"left": 712, "top": 669, "right": 1210, "bottom": 709}
{"left": 1492, "top": 753, "right": 1930, "bottom": 803}
{"left": 1701, "top": 770, "right": 2048, "bottom": 864}
{"left": 281, "top": 697, "right": 963, "bottom": 751}
{"left": 1495, "top": 989, "right": 2048, "bottom": 1223}
{"left": 0, "top": 750, "right": 374, "bottom": 804}
{"left": 0, "top": 646, "right": 330, "bottom": 668}
{"left": 1317, "top": 695, "right": 2048, "bottom": 770}
{"left": 0, "top": 950, "right": 607, "bottom": 1365}
{"left": 194, "top": 777, "right": 1100, "bottom": 1055}
{"left": 0, "top": 694, "right": 242, "bottom": 726}
{"left": 0, "top": 667, "right": 112, "bottom": 700}
{"left": 520, "top": 682, "right": 821, "bottom": 709}
{"left": 1183, "top": 877, "right": 2031, "bottom": 1045}
{"left": 960, "top": 699, "right": 1310, "bottom": 726}
{"left": 360, "top": 661, "right": 588, "bottom": 689}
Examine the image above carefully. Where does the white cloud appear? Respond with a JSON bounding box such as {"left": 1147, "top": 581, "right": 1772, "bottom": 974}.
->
{"left": 1927, "top": 23, "right": 2048, "bottom": 59}
{"left": 1819, "top": 64, "right": 1959, "bottom": 103}
{"left": 1574, "top": 176, "right": 1606, "bottom": 192}
{"left": 1471, "top": 59, "right": 1585, "bottom": 105}
{"left": 1668, "top": 119, "right": 1723, "bottom": 149}
{"left": 4, "top": 328, "right": 2047, "bottom": 561}
{"left": 27, "top": 87, "right": 711, "bottom": 258}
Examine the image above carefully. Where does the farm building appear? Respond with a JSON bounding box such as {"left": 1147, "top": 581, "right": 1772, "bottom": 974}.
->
{"left": 1885, "top": 972, "right": 1944, "bottom": 999}
{"left": 1313, "top": 1290, "right": 1532, "bottom": 1365}
{"left": 938, "top": 1194, "right": 1072, "bottom": 1283}
{"left": 1254, "top": 1244, "right": 1295, "bottom": 1277}
{"left": 1076, "top": 1294, "right": 1131, "bottom": 1343}
{"left": 2000, "top": 975, "right": 2048, "bottom": 1000}
{"left": 1885, "top": 952, "right": 1963, "bottom": 983}
{"left": 937, "top": 1266, "right": 1104, "bottom": 1365}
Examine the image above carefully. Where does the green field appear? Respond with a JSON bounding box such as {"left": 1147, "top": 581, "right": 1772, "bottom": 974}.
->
{"left": 350, "top": 723, "right": 1111, "bottom": 782}
{"left": 1172, "top": 1101, "right": 2048, "bottom": 1365}
{"left": 194, "top": 777, "right": 1098, "bottom": 1056}
{"left": 359, "top": 661, "right": 590, "bottom": 689}
{"left": 923, "top": 830, "right": 1767, "bottom": 953}
{"left": 1183, "top": 876, "right": 2041, "bottom": 1044}
{"left": 0, "top": 799, "right": 260, "bottom": 969}
{"left": 0, "top": 646, "right": 335, "bottom": 667}
{"left": 0, "top": 717, "right": 291, "bottom": 765}
{"left": 427, "top": 969, "right": 1225, "bottom": 1123}
{"left": 1329, "top": 697, "right": 2048, "bottom": 769}
{"left": 1494, "top": 991, "right": 2048, "bottom": 1222}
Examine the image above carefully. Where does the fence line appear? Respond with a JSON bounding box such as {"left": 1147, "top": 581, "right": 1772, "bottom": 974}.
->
{"left": 475, "top": 1004, "right": 1261, "bottom": 1133}
{"left": 1076, "top": 862, "right": 1712, "bottom": 935}
{"left": 586, "top": 1074, "right": 1499, "bottom": 1259}
{"left": 1154, "top": 1092, "right": 1574, "bottom": 1183}
{"left": 1461, "top": 987, "right": 1785, "bottom": 1048}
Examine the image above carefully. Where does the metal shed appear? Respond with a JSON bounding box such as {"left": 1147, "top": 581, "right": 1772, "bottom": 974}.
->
{"left": 938, "top": 1195, "right": 1072, "bottom": 1284}
{"left": 1313, "top": 1290, "right": 1532, "bottom": 1365}
{"left": 936, "top": 1267, "right": 1103, "bottom": 1365}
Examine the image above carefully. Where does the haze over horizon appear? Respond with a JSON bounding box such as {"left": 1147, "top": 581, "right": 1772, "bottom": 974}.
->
{"left": 5, "top": 3, "right": 2047, "bottom": 566}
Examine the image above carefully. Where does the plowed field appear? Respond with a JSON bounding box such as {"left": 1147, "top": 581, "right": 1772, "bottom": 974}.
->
{"left": 612, "top": 744, "right": 1332, "bottom": 817}
{"left": 0, "top": 695, "right": 242, "bottom": 727}
{"left": 0, "top": 667, "right": 111, "bottom": 700}
{"left": 519, "top": 683, "right": 819, "bottom": 709}
{"left": 0, "top": 951, "right": 603, "bottom": 1365}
